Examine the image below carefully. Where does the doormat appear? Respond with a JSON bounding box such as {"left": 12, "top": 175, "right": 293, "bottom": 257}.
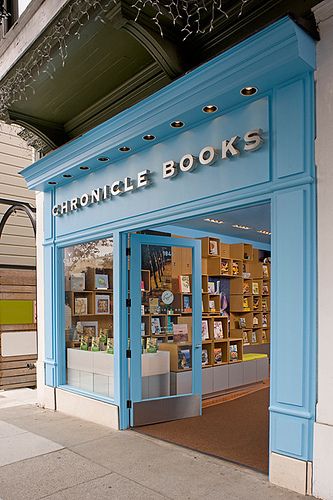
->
{"left": 134, "top": 386, "right": 269, "bottom": 474}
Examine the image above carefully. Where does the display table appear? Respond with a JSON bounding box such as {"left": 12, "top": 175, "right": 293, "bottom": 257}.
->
{"left": 67, "top": 349, "right": 170, "bottom": 399}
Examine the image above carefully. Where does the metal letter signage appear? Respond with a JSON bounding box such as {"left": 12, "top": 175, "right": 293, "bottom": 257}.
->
{"left": 162, "top": 129, "right": 264, "bottom": 179}
{"left": 52, "top": 129, "right": 263, "bottom": 216}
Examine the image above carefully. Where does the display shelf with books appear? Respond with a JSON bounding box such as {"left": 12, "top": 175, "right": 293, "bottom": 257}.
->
{"left": 230, "top": 294, "right": 253, "bottom": 312}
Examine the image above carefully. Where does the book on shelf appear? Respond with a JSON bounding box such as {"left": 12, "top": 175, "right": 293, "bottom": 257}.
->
{"left": 70, "top": 272, "right": 85, "bottom": 292}
{"left": 252, "top": 282, "right": 259, "bottom": 295}
{"left": 95, "top": 295, "right": 110, "bottom": 314}
{"left": 141, "top": 280, "right": 145, "bottom": 291}
{"left": 178, "top": 348, "right": 191, "bottom": 369}
{"left": 202, "top": 349, "right": 209, "bottom": 366}
{"left": 242, "top": 331, "right": 249, "bottom": 344}
{"left": 146, "top": 337, "right": 158, "bottom": 353}
{"left": 74, "top": 297, "right": 88, "bottom": 315}
{"left": 232, "top": 262, "right": 239, "bottom": 275}
{"left": 149, "top": 298, "right": 160, "bottom": 314}
{"left": 262, "top": 314, "right": 268, "bottom": 328}
{"left": 251, "top": 331, "right": 257, "bottom": 343}
{"left": 239, "top": 317, "right": 246, "bottom": 329}
{"left": 151, "top": 317, "right": 162, "bottom": 334}
{"left": 209, "top": 239, "right": 219, "bottom": 256}
{"left": 221, "top": 260, "right": 229, "bottom": 274}
{"left": 262, "top": 298, "right": 268, "bottom": 312}
{"left": 229, "top": 344, "right": 239, "bottom": 362}
{"left": 141, "top": 305, "right": 145, "bottom": 316}
{"left": 243, "top": 297, "right": 251, "bottom": 311}
{"left": 214, "top": 347, "right": 222, "bottom": 364}
{"left": 213, "top": 320, "right": 224, "bottom": 339}
{"left": 208, "top": 281, "right": 215, "bottom": 294}
{"left": 173, "top": 324, "right": 189, "bottom": 343}
{"left": 243, "top": 282, "right": 250, "bottom": 294}
{"left": 263, "top": 265, "right": 269, "bottom": 278}
{"left": 178, "top": 275, "right": 191, "bottom": 293}
{"left": 141, "top": 322, "right": 145, "bottom": 336}
{"left": 253, "top": 297, "right": 260, "bottom": 310}
{"left": 183, "top": 295, "right": 192, "bottom": 312}
{"left": 95, "top": 274, "right": 109, "bottom": 290}
{"left": 262, "top": 330, "right": 267, "bottom": 341}
{"left": 262, "top": 284, "right": 269, "bottom": 295}
{"left": 202, "top": 319, "right": 209, "bottom": 340}
{"left": 209, "top": 300, "right": 216, "bottom": 312}
{"left": 253, "top": 315, "right": 259, "bottom": 326}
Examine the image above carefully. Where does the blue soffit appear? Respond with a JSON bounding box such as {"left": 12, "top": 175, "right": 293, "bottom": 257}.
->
{"left": 21, "top": 17, "right": 316, "bottom": 192}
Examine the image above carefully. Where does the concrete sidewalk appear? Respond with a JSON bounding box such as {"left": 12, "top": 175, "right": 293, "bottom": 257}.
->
{"left": 0, "top": 391, "right": 311, "bottom": 500}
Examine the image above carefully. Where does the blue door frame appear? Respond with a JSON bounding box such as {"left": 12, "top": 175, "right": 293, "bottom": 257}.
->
{"left": 129, "top": 233, "right": 202, "bottom": 426}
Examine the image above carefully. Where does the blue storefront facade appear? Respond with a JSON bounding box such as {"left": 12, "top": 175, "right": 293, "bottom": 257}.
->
{"left": 22, "top": 17, "right": 316, "bottom": 489}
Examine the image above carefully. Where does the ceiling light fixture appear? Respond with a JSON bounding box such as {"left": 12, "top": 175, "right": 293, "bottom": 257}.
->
{"left": 232, "top": 224, "right": 252, "bottom": 230}
{"left": 240, "top": 86, "right": 258, "bottom": 96}
{"left": 63, "top": 174, "right": 72, "bottom": 178}
{"left": 119, "top": 146, "right": 131, "bottom": 152}
{"left": 48, "top": 181, "right": 57, "bottom": 185}
{"left": 202, "top": 105, "right": 218, "bottom": 113}
{"left": 143, "top": 134, "right": 156, "bottom": 141}
{"left": 257, "top": 229, "right": 271, "bottom": 235}
{"left": 204, "top": 218, "right": 224, "bottom": 224}
{"left": 98, "top": 156, "right": 110, "bottom": 162}
{"left": 80, "top": 166, "right": 90, "bottom": 170}
{"left": 170, "top": 121, "right": 184, "bottom": 128}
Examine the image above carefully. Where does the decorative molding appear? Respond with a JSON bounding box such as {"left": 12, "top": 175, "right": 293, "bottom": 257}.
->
{"left": 17, "top": 128, "right": 50, "bottom": 154}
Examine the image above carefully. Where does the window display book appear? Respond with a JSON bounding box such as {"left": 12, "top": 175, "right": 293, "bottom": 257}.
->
{"left": 229, "top": 344, "right": 239, "bottom": 362}
{"left": 70, "top": 272, "right": 85, "bottom": 291}
{"left": 95, "top": 274, "right": 109, "bottom": 290}
{"left": 74, "top": 297, "right": 88, "bottom": 315}
{"left": 178, "top": 275, "right": 191, "bottom": 293}
{"left": 95, "top": 295, "right": 110, "bottom": 314}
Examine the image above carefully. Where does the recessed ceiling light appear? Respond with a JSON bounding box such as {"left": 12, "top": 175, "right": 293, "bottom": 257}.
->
{"left": 80, "top": 166, "right": 90, "bottom": 170}
{"left": 119, "top": 146, "right": 131, "bottom": 152}
{"left": 240, "top": 86, "right": 258, "bottom": 96}
{"left": 170, "top": 121, "right": 184, "bottom": 128}
{"left": 98, "top": 156, "right": 110, "bottom": 162}
{"left": 63, "top": 174, "right": 72, "bottom": 178}
{"left": 143, "top": 134, "right": 156, "bottom": 141}
{"left": 48, "top": 181, "right": 57, "bottom": 185}
{"left": 202, "top": 105, "right": 218, "bottom": 113}
{"left": 232, "top": 224, "right": 251, "bottom": 230}
{"left": 257, "top": 229, "right": 271, "bottom": 235}
{"left": 204, "top": 218, "right": 224, "bottom": 224}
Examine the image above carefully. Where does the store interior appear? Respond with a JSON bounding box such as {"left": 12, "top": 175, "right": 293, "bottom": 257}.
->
{"left": 64, "top": 202, "right": 271, "bottom": 474}
{"left": 135, "top": 202, "right": 271, "bottom": 474}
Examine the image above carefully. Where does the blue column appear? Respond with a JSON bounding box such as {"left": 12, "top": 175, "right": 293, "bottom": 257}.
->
{"left": 270, "top": 184, "right": 316, "bottom": 461}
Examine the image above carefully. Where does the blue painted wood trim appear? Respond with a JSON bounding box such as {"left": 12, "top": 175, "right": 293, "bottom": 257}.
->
{"left": 270, "top": 185, "right": 316, "bottom": 461}
{"left": 21, "top": 18, "right": 315, "bottom": 191}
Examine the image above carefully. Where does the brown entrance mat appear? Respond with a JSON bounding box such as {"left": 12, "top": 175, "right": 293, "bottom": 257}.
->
{"left": 134, "top": 386, "right": 269, "bottom": 474}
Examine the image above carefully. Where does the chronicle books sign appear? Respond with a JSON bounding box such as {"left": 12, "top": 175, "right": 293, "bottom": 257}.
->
{"left": 52, "top": 129, "right": 263, "bottom": 216}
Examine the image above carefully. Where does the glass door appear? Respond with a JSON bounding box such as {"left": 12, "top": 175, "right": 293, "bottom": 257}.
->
{"left": 129, "top": 233, "right": 202, "bottom": 426}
